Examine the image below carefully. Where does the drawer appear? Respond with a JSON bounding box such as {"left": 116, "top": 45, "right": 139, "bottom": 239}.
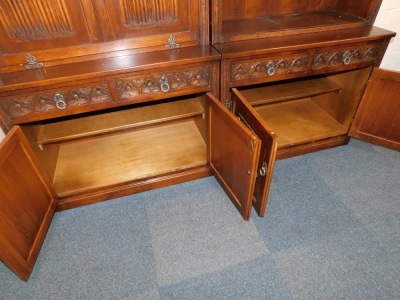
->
{"left": 312, "top": 43, "right": 382, "bottom": 71}
{"left": 230, "top": 52, "right": 309, "bottom": 85}
{"left": 115, "top": 64, "right": 211, "bottom": 102}
{"left": 0, "top": 82, "right": 113, "bottom": 125}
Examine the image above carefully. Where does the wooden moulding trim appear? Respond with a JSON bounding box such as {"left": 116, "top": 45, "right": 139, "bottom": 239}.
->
{"left": 214, "top": 27, "right": 396, "bottom": 59}
{"left": 55, "top": 166, "right": 212, "bottom": 211}
{"left": 276, "top": 135, "right": 350, "bottom": 160}
{"left": 349, "top": 132, "right": 400, "bottom": 152}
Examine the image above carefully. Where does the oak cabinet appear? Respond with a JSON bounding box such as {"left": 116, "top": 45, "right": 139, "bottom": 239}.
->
{"left": 0, "top": 0, "right": 207, "bottom": 72}
{"left": 211, "top": 0, "right": 396, "bottom": 159}
{"left": 0, "top": 0, "right": 277, "bottom": 281}
{"left": 0, "top": 0, "right": 398, "bottom": 282}
{"left": 0, "top": 69, "right": 277, "bottom": 280}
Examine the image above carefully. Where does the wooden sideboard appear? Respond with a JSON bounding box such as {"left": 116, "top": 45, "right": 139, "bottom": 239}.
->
{"left": 0, "top": 0, "right": 397, "bottom": 281}
{"left": 210, "top": 0, "right": 397, "bottom": 216}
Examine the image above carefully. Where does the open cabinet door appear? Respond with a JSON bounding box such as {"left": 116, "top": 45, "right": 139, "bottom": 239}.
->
{"left": 349, "top": 68, "right": 400, "bottom": 151}
{"left": 207, "top": 93, "right": 261, "bottom": 220}
{"left": 0, "top": 127, "right": 57, "bottom": 281}
{"left": 231, "top": 89, "right": 278, "bottom": 217}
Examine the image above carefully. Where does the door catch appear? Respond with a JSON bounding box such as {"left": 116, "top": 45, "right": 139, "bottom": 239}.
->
{"left": 259, "top": 162, "right": 268, "bottom": 177}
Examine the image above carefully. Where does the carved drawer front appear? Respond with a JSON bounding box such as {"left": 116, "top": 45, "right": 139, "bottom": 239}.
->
{"left": 230, "top": 52, "right": 309, "bottom": 83}
{"left": 115, "top": 64, "right": 210, "bottom": 101}
{"left": 0, "top": 82, "right": 112, "bottom": 123}
{"left": 312, "top": 43, "right": 381, "bottom": 70}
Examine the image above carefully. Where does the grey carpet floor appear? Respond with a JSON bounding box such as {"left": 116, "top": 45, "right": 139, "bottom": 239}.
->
{"left": 1, "top": 139, "right": 399, "bottom": 299}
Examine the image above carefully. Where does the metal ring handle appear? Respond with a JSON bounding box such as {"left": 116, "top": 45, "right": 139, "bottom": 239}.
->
{"left": 266, "top": 62, "right": 276, "bottom": 76}
{"left": 160, "top": 82, "right": 170, "bottom": 92}
{"left": 54, "top": 93, "right": 67, "bottom": 110}
{"left": 160, "top": 76, "right": 170, "bottom": 92}
{"left": 343, "top": 51, "right": 351, "bottom": 65}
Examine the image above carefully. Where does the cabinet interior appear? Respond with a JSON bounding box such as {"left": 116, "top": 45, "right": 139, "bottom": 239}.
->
{"left": 216, "top": 0, "right": 378, "bottom": 41}
{"left": 21, "top": 95, "right": 209, "bottom": 198}
{"left": 237, "top": 67, "right": 372, "bottom": 150}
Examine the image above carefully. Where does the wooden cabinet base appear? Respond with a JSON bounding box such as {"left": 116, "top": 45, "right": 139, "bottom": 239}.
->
{"left": 56, "top": 167, "right": 212, "bottom": 211}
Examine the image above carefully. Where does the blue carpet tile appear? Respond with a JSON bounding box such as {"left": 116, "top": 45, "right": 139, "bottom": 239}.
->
{"left": 1, "top": 139, "right": 399, "bottom": 299}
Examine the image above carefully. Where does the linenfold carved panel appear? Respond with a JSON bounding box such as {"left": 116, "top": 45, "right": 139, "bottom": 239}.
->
{"left": 0, "top": 83, "right": 112, "bottom": 119}
{"left": 115, "top": 66, "right": 210, "bottom": 100}
{"left": 231, "top": 55, "right": 309, "bottom": 82}
{"left": 105, "top": 0, "right": 192, "bottom": 41}
{"left": 0, "top": 0, "right": 74, "bottom": 41}
{"left": 120, "top": 0, "right": 179, "bottom": 26}
{"left": 312, "top": 44, "right": 381, "bottom": 69}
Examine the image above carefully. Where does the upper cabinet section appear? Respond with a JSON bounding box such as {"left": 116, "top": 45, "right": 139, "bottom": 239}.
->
{"left": 0, "top": 0, "right": 91, "bottom": 52}
{"left": 105, "top": 0, "right": 198, "bottom": 41}
{"left": 210, "top": 0, "right": 383, "bottom": 43}
{"left": 0, "top": 0, "right": 208, "bottom": 71}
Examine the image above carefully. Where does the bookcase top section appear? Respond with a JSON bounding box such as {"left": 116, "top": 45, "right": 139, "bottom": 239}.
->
{"left": 211, "top": 0, "right": 384, "bottom": 43}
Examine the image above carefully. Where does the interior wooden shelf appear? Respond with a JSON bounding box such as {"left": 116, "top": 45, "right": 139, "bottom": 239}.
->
{"left": 255, "top": 98, "right": 347, "bottom": 148}
{"left": 37, "top": 97, "right": 205, "bottom": 145}
{"left": 222, "top": 10, "right": 366, "bottom": 40}
{"left": 53, "top": 119, "right": 207, "bottom": 197}
{"left": 239, "top": 77, "right": 342, "bottom": 106}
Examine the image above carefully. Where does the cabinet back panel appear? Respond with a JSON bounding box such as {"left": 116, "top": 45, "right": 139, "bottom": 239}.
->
{"left": 314, "top": 68, "right": 372, "bottom": 129}
{"left": 36, "top": 97, "right": 205, "bottom": 145}
{"left": 336, "top": 0, "right": 382, "bottom": 22}
{"left": 221, "top": 0, "right": 337, "bottom": 21}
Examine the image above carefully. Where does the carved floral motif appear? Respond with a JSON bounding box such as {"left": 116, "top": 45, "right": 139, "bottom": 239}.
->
{"left": 312, "top": 45, "right": 381, "bottom": 69}
{"left": 0, "top": 83, "right": 111, "bottom": 118}
{"left": 115, "top": 67, "right": 210, "bottom": 100}
{"left": 231, "top": 55, "right": 309, "bottom": 82}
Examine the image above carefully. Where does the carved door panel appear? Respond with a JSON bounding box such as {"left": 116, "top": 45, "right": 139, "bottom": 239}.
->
{"left": 0, "top": 0, "right": 93, "bottom": 55}
{"left": 207, "top": 92, "right": 262, "bottom": 220}
{"left": 0, "top": 126, "right": 57, "bottom": 281}
{"left": 349, "top": 68, "right": 400, "bottom": 151}
{"left": 101, "top": 0, "right": 201, "bottom": 47}
{"left": 231, "top": 88, "right": 278, "bottom": 217}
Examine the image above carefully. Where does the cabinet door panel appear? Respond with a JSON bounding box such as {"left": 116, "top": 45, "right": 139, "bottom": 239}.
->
{"left": 103, "top": 0, "right": 199, "bottom": 45}
{"left": 0, "top": 0, "right": 92, "bottom": 54}
{"left": 231, "top": 88, "right": 278, "bottom": 217}
{"left": 0, "top": 126, "right": 56, "bottom": 281}
{"left": 207, "top": 92, "right": 261, "bottom": 220}
{"left": 349, "top": 68, "right": 400, "bottom": 151}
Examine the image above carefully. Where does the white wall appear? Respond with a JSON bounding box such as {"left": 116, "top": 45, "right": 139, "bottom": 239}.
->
{"left": 0, "top": 0, "right": 399, "bottom": 143}
{"left": 374, "top": 0, "right": 400, "bottom": 70}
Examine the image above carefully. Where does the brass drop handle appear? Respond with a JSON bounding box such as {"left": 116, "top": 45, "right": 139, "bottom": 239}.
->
{"left": 160, "top": 76, "right": 170, "bottom": 92}
{"left": 343, "top": 51, "right": 351, "bottom": 65}
{"left": 54, "top": 93, "right": 67, "bottom": 110}
{"left": 266, "top": 62, "right": 276, "bottom": 76}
